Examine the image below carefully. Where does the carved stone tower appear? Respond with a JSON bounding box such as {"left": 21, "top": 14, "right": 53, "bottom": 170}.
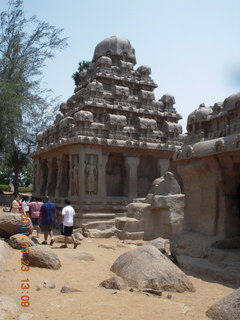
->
{"left": 32, "top": 36, "right": 183, "bottom": 225}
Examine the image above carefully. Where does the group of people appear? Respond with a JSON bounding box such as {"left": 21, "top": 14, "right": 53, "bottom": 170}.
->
{"left": 11, "top": 195, "right": 78, "bottom": 249}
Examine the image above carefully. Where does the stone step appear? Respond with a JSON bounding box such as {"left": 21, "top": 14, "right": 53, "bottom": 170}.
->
{"left": 82, "top": 219, "right": 115, "bottom": 231}
{"left": 210, "top": 248, "right": 240, "bottom": 268}
{"left": 176, "top": 255, "right": 240, "bottom": 285}
{"left": 117, "top": 230, "right": 144, "bottom": 241}
{"left": 115, "top": 217, "right": 143, "bottom": 231}
{"left": 76, "top": 213, "right": 116, "bottom": 220}
{"left": 83, "top": 228, "right": 117, "bottom": 238}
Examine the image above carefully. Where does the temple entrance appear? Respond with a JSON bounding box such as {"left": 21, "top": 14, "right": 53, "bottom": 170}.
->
{"left": 106, "top": 153, "right": 126, "bottom": 196}
{"left": 223, "top": 164, "right": 240, "bottom": 238}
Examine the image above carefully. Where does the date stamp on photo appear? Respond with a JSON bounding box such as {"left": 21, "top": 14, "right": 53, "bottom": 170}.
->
{"left": 20, "top": 209, "right": 31, "bottom": 307}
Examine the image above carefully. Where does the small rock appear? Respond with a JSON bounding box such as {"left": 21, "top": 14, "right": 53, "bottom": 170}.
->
{"left": 142, "top": 288, "right": 162, "bottom": 296}
{"left": 60, "top": 286, "right": 81, "bottom": 293}
{"left": 98, "top": 244, "right": 115, "bottom": 250}
{"left": 43, "top": 280, "right": 56, "bottom": 289}
{"left": 167, "top": 294, "right": 172, "bottom": 299}
{"left": 100, "top": 276, "right": 127, "bottom": 290}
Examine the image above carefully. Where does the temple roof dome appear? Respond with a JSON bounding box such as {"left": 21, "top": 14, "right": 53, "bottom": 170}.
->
{"left": 187, "top": 103, "right": 212, "bottom": 126}
{"left": 92, "top": 36, "right": 136, "bottom": 65}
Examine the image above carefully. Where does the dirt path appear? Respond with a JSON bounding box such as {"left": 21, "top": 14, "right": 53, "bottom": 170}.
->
{"left": 0, "top": 208, "right": 237, "bottom": 320}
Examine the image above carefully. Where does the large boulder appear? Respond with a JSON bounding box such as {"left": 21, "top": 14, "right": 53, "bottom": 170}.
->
{"left": 0, "top": 213, "right": 33, "bottom": 238}
{"left": 206, "top": 288, "right": 240, "bottom": 320}
{"left": 110, "top": 245, "right": 195, "bottom": 292}
{"left": 24, "top": 246, "right": 61, "bottom": 269}
{"left": 9, "top": 234, "right": 36, "bottom": 249}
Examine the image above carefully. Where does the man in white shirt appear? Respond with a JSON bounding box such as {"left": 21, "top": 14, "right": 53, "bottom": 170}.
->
{"left": 61, "top": 200, "right": 78, "bottom": 249}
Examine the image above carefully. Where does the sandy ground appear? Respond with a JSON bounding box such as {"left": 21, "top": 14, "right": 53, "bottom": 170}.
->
{"left": 0, "top": 207, "right": 237, "bottom": 320}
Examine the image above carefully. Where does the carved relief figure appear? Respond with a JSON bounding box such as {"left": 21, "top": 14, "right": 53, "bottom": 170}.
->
{"left": 85, "top": 155, "right": 98, "bottom": 194}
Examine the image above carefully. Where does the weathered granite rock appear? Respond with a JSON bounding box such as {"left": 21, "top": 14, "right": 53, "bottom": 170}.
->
{"left": 24, "top": 246, "right": 61, "bottom": 269}
{"left": 9, "top": 234, "right": 36, "bottom": 249}
{"left": 0, "top": 240, "right": 12, "bottom": 271}
{"left": 100, "top": 276, "right": 127, "bottom": 290}
{"left": 0, "top": 296, "right": 19, "bottom": 319}
{"left": 0, "top": 213, "right": 33, "bottom": 238}
{"left": 110, "top": 245, "right": 195, "bottom": 292}
{"left": 206, "top": 288, "right": 240, "bottom": 320}
{"left": 149, "top": 171, "right": 181, "bottom": 195}
{"left": 122, "top": 172, "right": 184, "bottom": 240}
{"left": 64, "top": 251, "right": 95, "bottom": 261}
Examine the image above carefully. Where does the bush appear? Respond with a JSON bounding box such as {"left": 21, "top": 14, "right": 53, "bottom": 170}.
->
{"left": 0, "top": 184, "right": 9, "bottom": 192}
{"left": 0, "top": 185, "right": 32, "bottom": 193}
{"left": 18, "top": 187, "right": 32, "bottom": 193}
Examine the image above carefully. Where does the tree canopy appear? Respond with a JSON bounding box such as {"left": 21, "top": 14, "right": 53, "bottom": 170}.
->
{"left": 72, "top": 60, "right": 91, "bottom": 86}
{"left": 0, "top": 0, "right": 68, "bottom": 192}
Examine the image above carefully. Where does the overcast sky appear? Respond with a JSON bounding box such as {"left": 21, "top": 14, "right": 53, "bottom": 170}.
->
{"left": 1, "top": 0, "right": 240, "bottom": 131}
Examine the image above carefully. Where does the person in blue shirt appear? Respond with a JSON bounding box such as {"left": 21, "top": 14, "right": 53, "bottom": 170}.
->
{"left": 39, "top": 196, "right": 57, "bottom": 245}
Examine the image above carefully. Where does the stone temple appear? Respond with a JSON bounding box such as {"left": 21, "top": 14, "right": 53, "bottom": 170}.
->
{"left": 32, "top": 36, "right": 183, "bottom": 225}
{"left": 171, "top": 93, "right": 240, "bottom": 284}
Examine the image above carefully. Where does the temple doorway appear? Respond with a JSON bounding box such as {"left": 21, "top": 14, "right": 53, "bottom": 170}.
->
{"left": 106, "top": 153, "right": 126, "bottom": 196}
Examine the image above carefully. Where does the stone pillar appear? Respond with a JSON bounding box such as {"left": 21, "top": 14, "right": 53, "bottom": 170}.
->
{"left": 46, "top": 159, "right": 52, "bottom": 197}
{"left": 56, "top": 158, "right": 64, "bottom": 198}
{"left": 98, "top": 153, "right": 109, "bottom": 198}
{"left": 125, "top": 156, "right": 140, "bottom": 199}
{"left": 78, "top": 153, "right": 85, "bottom": 199}
{"left": 157, "top": 158, "right": 169, "bottom": 176}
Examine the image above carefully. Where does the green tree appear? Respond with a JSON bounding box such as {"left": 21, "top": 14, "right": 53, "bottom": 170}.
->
{"left": 72, "top": 60, "right": 91, "bottom": 86}
{"left": 0, "top": 0, "right": 68, "bottom": 193}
